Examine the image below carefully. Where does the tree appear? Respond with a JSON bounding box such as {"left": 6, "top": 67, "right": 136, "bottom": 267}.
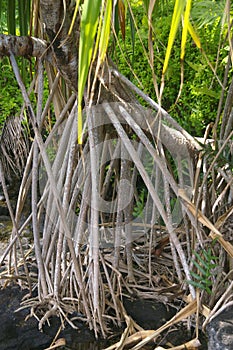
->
{"left": 0, "top": 0, "right": 232, "bottom": 346}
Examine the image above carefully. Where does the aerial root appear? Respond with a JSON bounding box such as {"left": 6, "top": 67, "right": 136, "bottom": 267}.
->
{"left": 38, "top": 301, "right": 58, "bottom": 330}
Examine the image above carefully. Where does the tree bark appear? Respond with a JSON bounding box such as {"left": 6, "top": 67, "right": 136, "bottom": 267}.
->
{"left": 40, "top": 0, "right": 79, "bottom": 92}
{"left": 0, "top": 34, "right": 48, "bottom": 59}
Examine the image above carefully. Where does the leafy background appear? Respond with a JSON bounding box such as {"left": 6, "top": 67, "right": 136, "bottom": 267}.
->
{"left": 0, "top": 0, "right": 230, "bottom": 136}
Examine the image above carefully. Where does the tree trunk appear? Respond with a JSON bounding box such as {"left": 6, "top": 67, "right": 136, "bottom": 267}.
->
{"left": 40, "top": 0, "right": 79, "bottom": 91}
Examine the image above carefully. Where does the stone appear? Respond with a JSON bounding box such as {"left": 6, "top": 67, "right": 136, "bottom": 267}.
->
{"left": 207, "top": 304, "right": 233, "bottom": 350}
{"left": 0, "top": 285, "right": 209, "bottom": 349}
{"left": 0, "top": 286, "right": 51, "bottom": 350}
{"left": 0, "top": 286, "right": 99, "bottom": 350}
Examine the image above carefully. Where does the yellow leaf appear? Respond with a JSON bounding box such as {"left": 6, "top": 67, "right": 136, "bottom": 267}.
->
{"left": 68, "top": 0, "right": 82, "bottom": 36}
{"left": 162, "top": 0, "right": 186, "bottom": 75}
{"left": 181, "top": 0, "right": 192, "bottom": 60}
{"left": 78, "top": 0, "right": 101, "bottom": 144}
{"left": 99, "top": 0, "right": 112, "bottom": 63}
{"left": 188, "top": 20, "right": 201, "bottom": 49}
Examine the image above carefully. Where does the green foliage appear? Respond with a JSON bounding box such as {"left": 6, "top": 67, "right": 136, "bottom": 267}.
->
{"left": 7, "top": 0, "right": 16, "bottom": 35}
{"left": 0, "top": 0, "right": 31, "bottom": 113}
{"left": 191, "top": 0, "right": 227, "bottom": 28}
{"left": 0, "top": 0, "right": 50, "bottom": 131}
{"left": 0, "top": 56, "right": 50, "bottom": 132}
{"left": 113, "top": 0, "right": 226, "bottom": 136}
{"left": 0, "top": 58, "right": 24, "bottom": 128}
{"left": 133, "top": 188, "right": 147, "bottom": 218}
{"left": 46, "top": 145, "right": 57, "bottom": 163}
{"left": 0, "top": 0, "right": 31, "bottom": 35}
{"left": 187, "top": 247, "right": 219, "bottom": 295}
{"left": 203, "top": 142, "right": 233, "bottom": 170}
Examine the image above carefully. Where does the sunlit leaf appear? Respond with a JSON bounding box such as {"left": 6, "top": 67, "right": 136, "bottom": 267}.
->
{"left": 99, "top": 0, "right": 112, "bottom": 62}
{"left": 181, "top": 0, "right": 192, "bottom": 60}
{"left": 68, "top": 0, "right": 82, "bottom": 36}
{"left": 188, "top": 20, "right": 201, "bottom": 49}
{"left": 162, "top": 0, "right": 186, "bottom": 75}
{"left": 78, "top": 0, "right": 101, "bottom": 144}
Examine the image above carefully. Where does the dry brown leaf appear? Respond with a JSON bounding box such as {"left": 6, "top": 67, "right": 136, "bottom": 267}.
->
{"left": 178, "top": 189, "right": 233, "bottom": 258}
{"left": 127, "top": 300, "right": 197, "bottom": 350}
{"left": 154, "top": 337, "right": 201, "bottom": 349}
{"left": 118, "top": 0, "right": 125, "bottom": 41}
{"left": 209, "top": 233, "right": 233, "bottom": 258}
{"left": 43, "top": 338, "right": 66, "bottom": 350}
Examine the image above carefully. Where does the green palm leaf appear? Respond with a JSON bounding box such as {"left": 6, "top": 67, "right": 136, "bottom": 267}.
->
{"left": 98, "top": 0, "right": 112, "bottom": 63}
{"left": 162, "top": 0, "right": 186, "bottom": 75}
{"left": 181, "top": 0, "right": 192, "bottom": 60}
{"left": 78, "top": 0, "right": 101, "bottom": 144}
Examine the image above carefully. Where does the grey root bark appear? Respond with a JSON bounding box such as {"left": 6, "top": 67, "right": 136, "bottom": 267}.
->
{"left": 0, "top": 0, "right": 200, "bottom": 331}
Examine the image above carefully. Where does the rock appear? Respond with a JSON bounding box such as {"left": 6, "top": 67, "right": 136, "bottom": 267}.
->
{"left": 207, "top": 304, "right": 233, "bottom": 350}
{"left": 0, "top": 285, "right": 104, "bottom": 350}
{"left": 0, "top": 206, "right": 9, "bottom": 217}
{"left": 0, "top": 286, "right": 209, "bottom": 349}
{"left": 124, "top": 297, "right": 208, "bottom": 348}
{"left": 123, "top": 297, "right": 176, "bottom": 329}
{"left": 0, "top": 286, "right": 52, "bottom": 350}
{"left": 0, "top": 219, "right": 12, "bottom": 249}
